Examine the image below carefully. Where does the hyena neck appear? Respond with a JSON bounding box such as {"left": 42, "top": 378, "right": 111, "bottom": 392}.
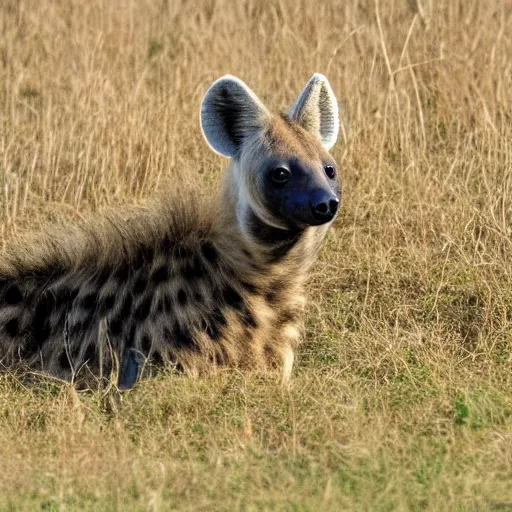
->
{"left": 217, "top": 164, "right": 329, "bottom": 279}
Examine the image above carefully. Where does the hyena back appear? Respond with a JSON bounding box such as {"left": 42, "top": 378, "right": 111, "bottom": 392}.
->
{"left": 0, "top": 74, "right": 342, "bottom": 387}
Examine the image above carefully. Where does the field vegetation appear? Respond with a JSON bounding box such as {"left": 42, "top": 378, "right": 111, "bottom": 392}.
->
{"left": 1, "top": 0, "right": 512, "bottom": 509}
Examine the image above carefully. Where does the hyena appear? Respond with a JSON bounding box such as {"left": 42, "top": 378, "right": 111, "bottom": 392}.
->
{"left": 0, "top": 74, "right": 341, "bottom": 388}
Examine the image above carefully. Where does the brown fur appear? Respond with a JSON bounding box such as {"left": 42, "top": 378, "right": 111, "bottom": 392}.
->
{"left": 0, "top": 99, "right": 339, "bottom": 387}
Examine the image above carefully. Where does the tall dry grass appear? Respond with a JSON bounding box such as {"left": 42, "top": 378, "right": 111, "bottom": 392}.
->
{"left": 1, "top": 0, "right": 512, "bottom": 510}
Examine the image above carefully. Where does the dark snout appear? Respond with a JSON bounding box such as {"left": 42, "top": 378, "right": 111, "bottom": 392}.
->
{"left": 310, "top": 189, "right": 340, "bottom": 223}
{"left": 279, "top": 186, "right": 340, "bottom": 227}
{"left": 263, "top": 161, "right": 342, "bottom": 228}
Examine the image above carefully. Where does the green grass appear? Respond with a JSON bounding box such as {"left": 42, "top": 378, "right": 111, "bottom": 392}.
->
{"left": 1, "top": 363, "right": 512, "bottom": 510}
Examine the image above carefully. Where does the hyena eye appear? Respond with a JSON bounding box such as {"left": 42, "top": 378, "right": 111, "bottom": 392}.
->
{"left": 270, "top": 167, "right": 292, "bottom": 184}
{"left": 324, "top": 165, "right": 336, "bottom": 179}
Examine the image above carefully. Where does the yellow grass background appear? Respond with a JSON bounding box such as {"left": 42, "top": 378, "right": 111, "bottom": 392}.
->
{"left": 1, "top": 0, "right": 512, "bottom": 509}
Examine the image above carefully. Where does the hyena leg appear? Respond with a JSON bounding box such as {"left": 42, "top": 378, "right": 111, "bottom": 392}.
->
{"left": 280, "top": 323, "right": 302, "bottom": 386}
{"left": 264, "top": 323, "right": 301, "bottom": 386}
{"left": 281, "top": 343, "right": 295, "bottom": 386}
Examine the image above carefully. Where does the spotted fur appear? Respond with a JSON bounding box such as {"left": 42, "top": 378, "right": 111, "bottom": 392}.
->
{"left": 0, "top": 74, "right": 342, "bottom": 387}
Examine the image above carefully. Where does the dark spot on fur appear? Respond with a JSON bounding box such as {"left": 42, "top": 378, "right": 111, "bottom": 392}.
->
{"left": 173, "top": 324, "right": 195, "bottom": 349}
{"left": 58, "top": 351, "right": 71, "bottom": 370}
{"left": 264, "top": 344, "right": 275, "bottom": 357}
{"left": 279, "top": 310, "right": 296, "bottom": 325}
{"left": 173, "top": 360, "right": 185, "bottom": 372}
{"left": 265, "top": 280, "right": 285, "bottom": 304}
{"left": 114, "top": 262, "right": 130, "bottom": 282}
{"left": 163, "top": 324, "right": 194, "bottom": 349}
{"left": 54, "top": 286, "right": 78, "bottom": 309}
{"left": 81, "top": 291, "right": 98, "bottom": 311}
{"left": 141, "top": 333, "right": 152, "bottom": 354}
{"left": 151, "top": 264, "right": 169, "bottom": 284}
{"left": 5, "top": 318, "right": 19, "bottom": 337}
{"left": 104, "top": 294, "right": 116, "bottom": 310}
{"left": 204, "top": 319, "right": 221, "bottom": 340}
{"left": 120, "top": 294, "right": 133, "bottom": 318}
{"left": 32, "top": 292, "right": 56, "bottom": 347}
{"left": 96, "top": 264, "right": 114, "bottom": 285}
{"left": 152, "top": 350, "right": 164, "bottom": 366}
{"left": 99, "top": 293, "right": 116, "bottom": 314}
{"left": 109, "top": 318, "right": 122, "bottom": 337}
{"left": 133, "top": 273, "right": 148, "bottom": 296}
{"left": 200, "top": 241, "right": 218, "bottom": 264}
{"left": 84, "top": 344, "right": 95, "bottom": 362}
{"left": 159, "top": 235, "right": 173, "bottom": 253}
{"left": 182, "top": 257, "right": 204, "bottom": 280}
{"left": 135, "top": 296, "right": 152, "bottom": 322}
{"left": 203, "top": 307, "right": 227, "bottom": 340}
{"left": 128, "top": 324, "right": 137, "bottom": 345}
{"left": 134, "top": 244, "right": 155, "bottom": 268}
{"left": 240, "top": 306, "right": 258, "bottom": 329}
{"left": 212, "top": 307, "right": 228, "bottom": 328}
{"left": 130, "top": 250, "right": 144, "bottom": 270}
{"left": 265, "top": 290, "right": 277, "bottom": 303}
{"left": 5, "top": 284, "right": 23, "bottom": 305}
{"left": 222, "top": 285, "right": 244, "bottom": 311}
{"left": 176, "top": 246, "right": 193, "bottom": 260}
{"left": 177, "top": 288, "right": 188, "bottom": 306}
{"left": 264, "top": 344, "right": 282, "bottom": 369}
{"left": 240, "top": 280, "right": 259, "bottom": 294}
{"left": 249, "top": 260, "right": 263, "bottom": 272}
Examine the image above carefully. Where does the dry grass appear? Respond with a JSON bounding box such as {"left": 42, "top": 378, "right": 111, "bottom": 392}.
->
{"left": 1, "top": 0, "right": 512, "bottom": 509}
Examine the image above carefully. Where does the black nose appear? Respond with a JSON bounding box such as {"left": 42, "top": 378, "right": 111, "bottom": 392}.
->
{"left": 311, "top": 193, "right": 340, "bottom": 222}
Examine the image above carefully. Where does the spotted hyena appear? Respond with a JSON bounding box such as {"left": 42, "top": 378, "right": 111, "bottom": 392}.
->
{"left": 0, "top": 74, "right": 342, "bottom": 388}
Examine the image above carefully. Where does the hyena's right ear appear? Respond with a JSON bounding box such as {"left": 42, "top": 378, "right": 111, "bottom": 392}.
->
{"left": 289, "top": 74, "right": 339, "bottom": 150}
{"left": 200, "top": 75, "right": 270, "bottom": 158}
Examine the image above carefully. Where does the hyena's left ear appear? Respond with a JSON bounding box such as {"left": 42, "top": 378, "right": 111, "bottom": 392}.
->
{"left": 201, "top": 75, "right": 270, "bottom": 158}
{"left": 289, "top": 73, "right": 339, "bottom": 150}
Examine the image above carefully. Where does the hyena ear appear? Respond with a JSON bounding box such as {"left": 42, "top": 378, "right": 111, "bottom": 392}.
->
{"left": 200, "top": 75, "right": 270, "bottom": 158}
{"left": 289, "top": 73, "right": 339, "bottom": 150}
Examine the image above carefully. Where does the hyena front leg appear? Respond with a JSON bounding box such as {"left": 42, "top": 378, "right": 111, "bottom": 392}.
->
{"left": 280, "top": 323, "right": 302, "bottom": 386}
{"left": 263, "top": 321, "right": 302, "bottom": 386}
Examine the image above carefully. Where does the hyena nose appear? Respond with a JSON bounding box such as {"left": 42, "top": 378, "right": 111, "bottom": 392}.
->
{"left": 311, "top": 192, "right": 340, "bottom": 222}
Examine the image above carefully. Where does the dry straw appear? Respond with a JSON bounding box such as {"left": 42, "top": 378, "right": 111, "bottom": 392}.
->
{"left": 0, "top": 0, "right": 511, "bottom": 509}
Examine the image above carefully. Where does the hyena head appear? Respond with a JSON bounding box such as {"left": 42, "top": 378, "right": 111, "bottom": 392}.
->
{"left": 200, "top": 74, "right": 341, "bottom": 235}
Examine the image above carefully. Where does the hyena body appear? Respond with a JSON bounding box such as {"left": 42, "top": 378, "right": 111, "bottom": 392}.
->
{"left": 0, "top": 74, "right": 341, "bottom": 387}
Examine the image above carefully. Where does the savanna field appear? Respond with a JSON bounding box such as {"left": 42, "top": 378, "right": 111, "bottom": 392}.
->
{"left": 1, "top": 0, "right": 512, "bottom": 510}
